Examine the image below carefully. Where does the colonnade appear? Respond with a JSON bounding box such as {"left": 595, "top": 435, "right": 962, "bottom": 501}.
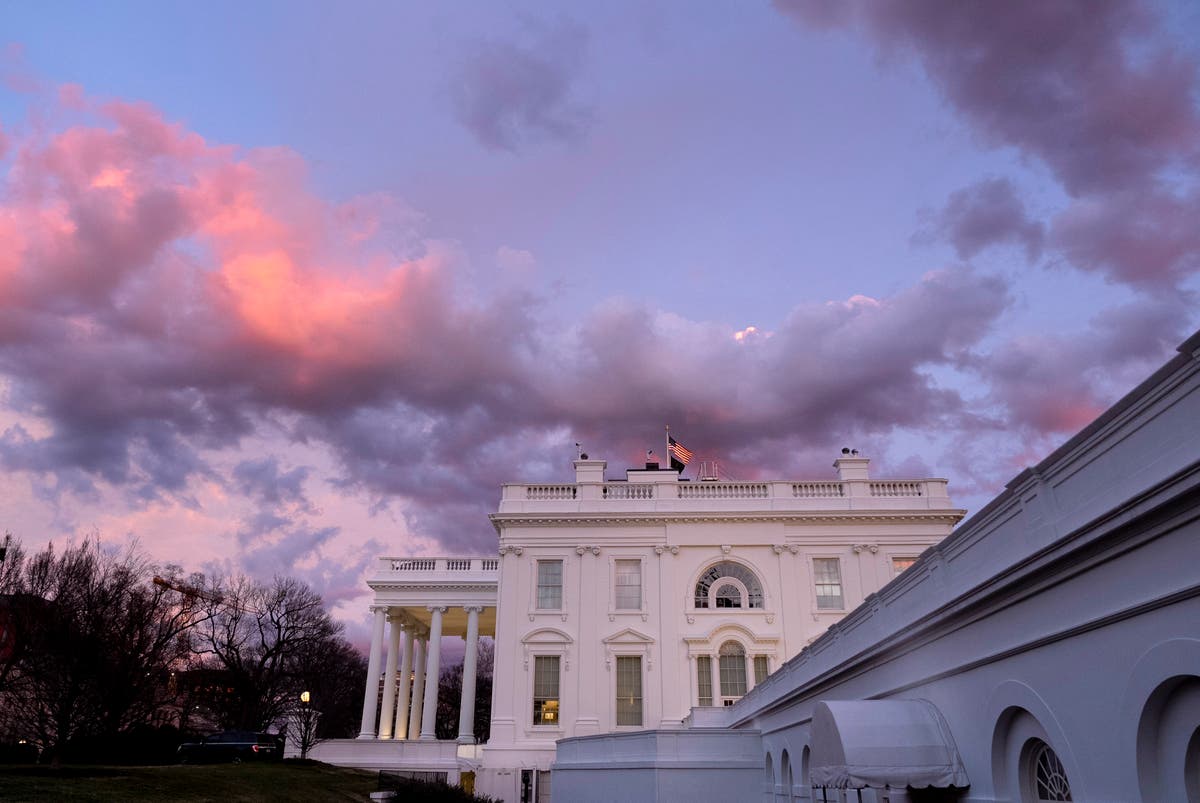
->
{"left": 358, "top": 604, "right": 485, "bottom": 743}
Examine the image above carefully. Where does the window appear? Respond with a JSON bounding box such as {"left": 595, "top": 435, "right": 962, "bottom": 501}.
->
{"left": 694, "top": 561, "right": 764, "bottom": 609}
{"left": 715, "top": 584, "right": 742, "bottom": 608}
{"left": 718, "top": 641, "right": 747, "bottom": 702}
{"left": 536, "top": 560, "right": 563, "bottom": 610}
{"left": 615, "top": 656, "right": 643, "bottom": 726}
{"left": 532, "top": 656, "right": 560, "bottom": 725}
{"left": 892, "top": 556, "right": 917, "bottom": 576}
{"left": 1024, "top": 740, "right": 1072, "bottom": 802}
{"left": 614, "top": 560, "right": 642, "bottom": 610}
{"left": 813, "top": 558, "right": 843, "bottom": 609}
{"left": 697, "top": 656, "right": 713, "bottom": 706}
{"left": 753, "top": 655, "right": 769, "bottom": 685}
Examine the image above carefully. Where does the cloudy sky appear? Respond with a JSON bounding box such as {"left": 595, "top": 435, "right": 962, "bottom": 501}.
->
{"left": 2, "top": 0, "right": 1198, "bottom": 632}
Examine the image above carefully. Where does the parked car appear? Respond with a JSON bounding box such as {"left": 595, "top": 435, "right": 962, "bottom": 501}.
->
{"left": 177, "top": 731, "right": 283, "bottom": 764}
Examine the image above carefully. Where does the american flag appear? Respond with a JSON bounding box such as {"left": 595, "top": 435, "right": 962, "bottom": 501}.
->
{"left": 667, "top": 435, "right": 694, "bottom": 465}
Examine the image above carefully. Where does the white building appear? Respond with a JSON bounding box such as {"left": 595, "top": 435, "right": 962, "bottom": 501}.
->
{"left": 551, "top": 330, "right": 1200, "bottom": 803}
{"left": 312, "top": 452, "right": 964, "bottom": 802}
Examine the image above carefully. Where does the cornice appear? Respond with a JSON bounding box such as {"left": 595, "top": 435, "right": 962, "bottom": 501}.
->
{"left": 367, "top": 581, "right": 499, "bottom": 593}
{"left": 489, "top": 509, "right": 966, "bottom": 530}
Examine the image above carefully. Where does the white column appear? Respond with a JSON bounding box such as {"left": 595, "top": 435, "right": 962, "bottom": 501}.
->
{"left": 393, "top": 628, "right": 414, "bottom": 739}
{"left": 377, "top": 614, "right": 403, "bottom": 739}
{"left": 357, "top": 606, "right": 387, "bottom": 738}
{"left": 407, "top": 637, "right": 426, "bottom": 740}
{"left": 420, "top": 606, "right": 447, "bottom": 739}
{"left": 745, "top": 652, "right": 755, "bottom": 692}
{"left": 457, "top": 606, "right": 483, "bottom": 744}
{"left": 710, "top": 652, "right": 721, "bottom": 705}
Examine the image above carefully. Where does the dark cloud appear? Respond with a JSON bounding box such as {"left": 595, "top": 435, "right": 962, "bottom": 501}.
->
{"left": 916, "top": 178, "right": 1044, "bottom": 262}
{"left": 450, "top": 21, "right": 591, "bottom": 151}
{"left": 232, "top": 457, "right": 314, "bottom": 512}
{"left": 778, "top": 0, "right": 1200, "bottom": 291}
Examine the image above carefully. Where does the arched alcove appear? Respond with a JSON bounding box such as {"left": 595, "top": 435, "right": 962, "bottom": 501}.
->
{"left": 1136, "top": 675, "right": 1200, "bottom": 802}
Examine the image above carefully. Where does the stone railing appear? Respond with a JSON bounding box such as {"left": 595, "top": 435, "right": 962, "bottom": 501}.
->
{"left": 676, "top": 482, "right": 769, "bottom": 499}
{"left": 526, "top": 484, "right": 577, "bottom": 500}
{"left": 379, "top": 556, "right": 501, "bottom": 575}
{"left": 870, "top": 481, "right": 924, "bottom": 497}
{"left": 792, "top": 482, "right": 845, "bottom": 498}
{"left": 603, "top": 483, "right": 655, "bottom": 499}
{"left": 498, "top": 477, "right": 955, "bottom": 513}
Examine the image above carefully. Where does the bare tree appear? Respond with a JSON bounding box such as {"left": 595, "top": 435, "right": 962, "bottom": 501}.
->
{"left": 191, "top": 574, "right": 343, "bottom": 732}
{"left": 0, "top": 537, "right": 205, "bottom": 761}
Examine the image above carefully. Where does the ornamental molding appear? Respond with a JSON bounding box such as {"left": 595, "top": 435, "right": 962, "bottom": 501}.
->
{"left": 367, "top": 582, "right": 499, "bottom": 595}
{"left": 772, "top": 544, "right": 800, "bottom": 555}
{"left": 852, "top": 543, "right": 880, "bottom": 554}
{"left": 654, "top": 545, "right": 680, "bottom": 556}
{"left": 498, "top": 545, "right": 524, "bottom": 556}
{"left": 490, "top": 511, "right": 965, "bottom": 530}
{"left": 574, "top": 545, "right": 602, "bottom": 555}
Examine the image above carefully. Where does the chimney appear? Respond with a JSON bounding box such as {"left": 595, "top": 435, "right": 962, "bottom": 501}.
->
{"left": 833, "top": 449, "right": 870, "bottom": 481}
{"left": 574, "top": 457, "right": 606, "bottom": 484}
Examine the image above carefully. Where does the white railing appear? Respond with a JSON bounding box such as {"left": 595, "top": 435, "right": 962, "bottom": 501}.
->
{"left": 526, "top": 484, "right": 576, "bottom": 500}
{"left": 676, "top": 482, "right": 769, "bottom": 499}
{"left": 603, "top": 483, "right": 654, "bottom": 499}
{"left": 792, "top": 482, "right": 845, "bottom": 498}
{"left": 383, "top": 557, "right": 501, "bottom": 574}
{"left": 501, "top": 478, "right": 945, "bottom": 506}
{"left": 870, "top": 481, "right": 924, "bottom": 497}
{"left": 391, "top": 558, "right": 437, "bottom": 571}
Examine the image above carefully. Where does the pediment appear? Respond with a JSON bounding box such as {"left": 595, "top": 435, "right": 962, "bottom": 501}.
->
{"left": 602, "top": 627, "right": 655, "bottom": 645}
{"left": 521, "top": 626, "right": 573, "bottom": 645}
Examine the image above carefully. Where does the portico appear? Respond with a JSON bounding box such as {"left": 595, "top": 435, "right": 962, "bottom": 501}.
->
{"left": 307, "top": 556, "right": 498, "bottom": 778}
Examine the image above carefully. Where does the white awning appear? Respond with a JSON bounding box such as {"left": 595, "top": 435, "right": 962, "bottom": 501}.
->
{"left": 809, "top": 699, "right": 970, "bottom": 790}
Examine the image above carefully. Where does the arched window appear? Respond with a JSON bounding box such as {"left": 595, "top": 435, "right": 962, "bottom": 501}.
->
{"left": 715, "top": 584, "right": 742, "bottom": 608}
{"left": 764, "top": 752, "right": 775, "bottom": 801}
{"left": 695, "top": 561, "right": 764, "bottom": 609}
{"left": 781, "top": 749, "right": 793, "bottom": 803}
{"left": 718, "top": 640, "right": 747, "bottom": 702}
{"left": 1022, "top": 739, "right": 1072, "bottom": 802}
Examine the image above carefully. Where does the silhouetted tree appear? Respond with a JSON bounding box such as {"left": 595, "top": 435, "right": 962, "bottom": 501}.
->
{"left": 435, "top": 638, "right": 493, "bottom": 742}
{"left": 0, "top": 537, "right": 205, "bottom": 762}
{"left": 191, "top": 574, "right": 345, "bottom": 732}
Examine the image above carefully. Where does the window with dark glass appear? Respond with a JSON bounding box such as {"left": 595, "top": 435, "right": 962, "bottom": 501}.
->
{"left": 694, "top": 561, "right": 764, "bottom": 608}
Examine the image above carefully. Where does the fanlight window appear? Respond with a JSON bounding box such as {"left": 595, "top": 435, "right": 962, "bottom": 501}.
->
{"left": 1026, "top": 740, "right": 1072, "bottom": 802}
{"left": 694, "top": 561, "right": 764, "bottom": 609}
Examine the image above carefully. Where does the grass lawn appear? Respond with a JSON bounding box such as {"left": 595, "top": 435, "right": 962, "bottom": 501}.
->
{"left": 0, "top": 760, "right": 379, "bottom": 802}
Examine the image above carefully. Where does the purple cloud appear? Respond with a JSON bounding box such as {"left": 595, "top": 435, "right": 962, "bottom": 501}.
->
{"left": 917, "top": 178, "right": 1044, "bottom": 262}
{"left": 450, "top": 21, "right": 591, "bottom": 151}
{"left": 778, "top": 0, "right": 1200, "bottom": 291}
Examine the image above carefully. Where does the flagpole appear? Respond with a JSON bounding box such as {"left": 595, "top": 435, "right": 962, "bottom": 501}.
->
{"left": 665, "top": 424, "right": 670, "bottom": 463}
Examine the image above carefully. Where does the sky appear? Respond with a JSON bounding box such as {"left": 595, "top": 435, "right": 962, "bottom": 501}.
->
{"left": 2, "top": 0, "right": 1199, "bottom": 639}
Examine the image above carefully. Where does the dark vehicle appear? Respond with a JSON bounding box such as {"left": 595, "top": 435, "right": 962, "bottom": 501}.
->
{"left": 177, "top": 731, "right": 283, "bottom": 764}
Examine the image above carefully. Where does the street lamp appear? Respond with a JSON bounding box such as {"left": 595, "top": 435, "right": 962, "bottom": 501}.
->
{"left": 298, "top": 690, "right": 314, "bottom": 760}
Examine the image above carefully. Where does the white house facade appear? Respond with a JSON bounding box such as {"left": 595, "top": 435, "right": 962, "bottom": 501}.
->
{"left": 311, "top": 450, "right": 964, "bottom": 801}
{"left": 478, "top": 456, "right": 963, "bottom": 801}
